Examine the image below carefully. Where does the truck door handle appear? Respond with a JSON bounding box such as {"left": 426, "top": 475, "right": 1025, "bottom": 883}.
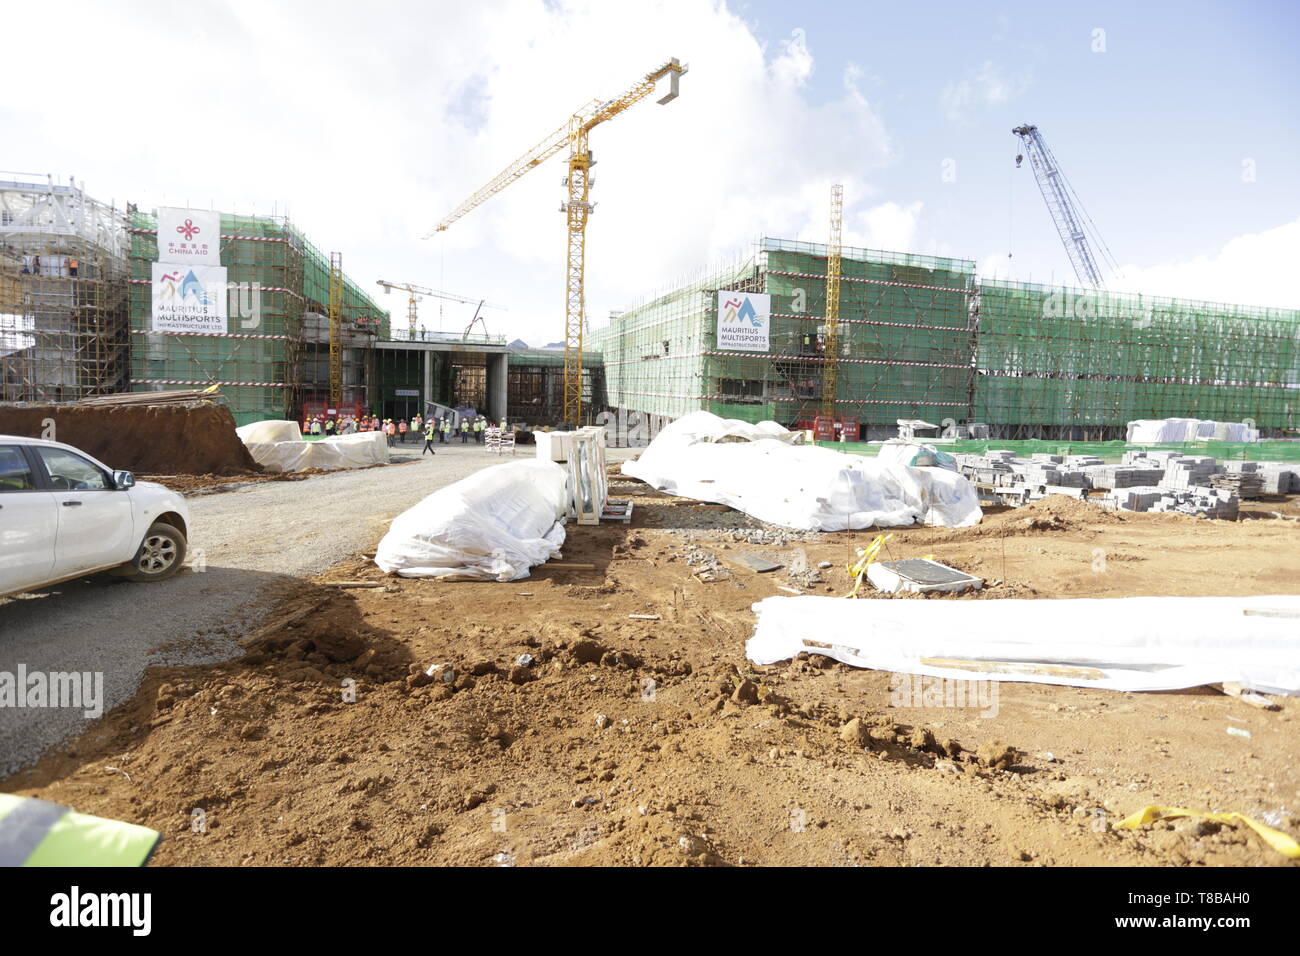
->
{"left": 62, "top": 500, "right": 82, "bottom": 507}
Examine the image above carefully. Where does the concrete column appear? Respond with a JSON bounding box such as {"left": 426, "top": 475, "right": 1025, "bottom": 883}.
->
{"left": 422, "top": 348, "right": 432, "bottom": 411}
{"left": 486, "top": 352, "right": 508, "bottom": 421}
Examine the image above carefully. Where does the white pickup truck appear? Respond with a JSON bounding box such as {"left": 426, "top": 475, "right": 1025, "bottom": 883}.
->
{"left": 0, "top": 435, "right": 191, "bottom": 599}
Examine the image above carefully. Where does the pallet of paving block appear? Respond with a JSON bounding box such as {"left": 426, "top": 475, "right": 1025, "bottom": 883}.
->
{"left": 600, "top": 498, "right": 634, "bottom": 523}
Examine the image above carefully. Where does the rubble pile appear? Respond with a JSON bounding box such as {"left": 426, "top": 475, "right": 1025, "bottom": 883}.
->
{"left": 953, "top": 447, "right": 1299, "bottom": 519}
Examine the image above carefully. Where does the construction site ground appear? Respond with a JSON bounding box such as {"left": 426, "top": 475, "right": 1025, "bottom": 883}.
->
{"left": 5, "top": 458, "right": 1300, "bottom": 867}
{"left": 0, "top": 442, "right": 527, "bottom": 776}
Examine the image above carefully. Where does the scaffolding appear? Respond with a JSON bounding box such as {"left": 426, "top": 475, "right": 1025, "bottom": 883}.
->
{"left": 589, "top": 238, "right": 975, "bottom": 427}
{"left": 974, "top": 279, "right": 1300, "bottom": 438}
{"left": 0, "top": 176, "right": 129, "bottom": 402}
{"left": 127, "top": 211, "right": 389, "bottom": 425}
{"left": 591, "top": 238, "right": 1300, "bottom": 437}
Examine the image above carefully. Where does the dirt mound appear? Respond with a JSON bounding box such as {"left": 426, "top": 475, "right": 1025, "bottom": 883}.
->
{"left": 986, "top": 494, "right": 1124, "bottom": 532}
{"left": 0, "top": 402, "right": 260, "bottom": 476}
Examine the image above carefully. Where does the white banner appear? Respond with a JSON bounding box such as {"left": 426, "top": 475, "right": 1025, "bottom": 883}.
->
{"left": 152, "top": 263, "right": 228, "bottom": 333}
{"left": 157, "top": 207, "right": 221, "bottom": 265}
{"left": 717, "top": 291, "right": 770, "bottom": 352}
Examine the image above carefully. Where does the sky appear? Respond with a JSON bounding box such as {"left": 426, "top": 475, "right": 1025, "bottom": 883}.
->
{"left": 3, "top": 0, "right": 1297, "bottom": 343}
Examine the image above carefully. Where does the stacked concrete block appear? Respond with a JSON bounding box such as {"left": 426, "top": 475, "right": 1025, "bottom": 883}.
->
{"left": 1151, "top": 488, "right": 1239, "bottom": 519}
{"left": 1258, "top": 465, "right": 1296, "bottom": 495}
{"left": 1064, "top": 455, "right": 1105, "bottom": 468}
{"left": 1161, "top": 455, "right": 1219, "bottom": 490}
{"left": 1082, "top": 464, "right": 1167, "bottom": 490}
{"left": 1105, "top": 486, "right": 1166, "bottom": 512}
{"left": 1123, "top": 449, "right": 1183, "bottom": 467}
{"left": 1104, "top": 484, "right": 1239, "bottom": 519}
{"left": 1020, "top": 464, "right": 1063, "bottom": 485}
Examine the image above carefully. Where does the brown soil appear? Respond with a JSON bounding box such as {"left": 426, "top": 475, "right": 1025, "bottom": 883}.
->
{"left": 0, "top": 402, "right": 260, "bottom": 476}
{"left": 8, "top": 492, "right": 1300, "bottom": 867}
{"left": 137, "top": 460, "right": 421, "bottom": 494}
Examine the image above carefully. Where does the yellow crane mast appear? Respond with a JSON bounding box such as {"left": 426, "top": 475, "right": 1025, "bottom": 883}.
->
{"left": 821, "top": 184, "right": 844, "bottom": 419}
{"left": 433, "top": 57, "right": 687, "bottom": 426}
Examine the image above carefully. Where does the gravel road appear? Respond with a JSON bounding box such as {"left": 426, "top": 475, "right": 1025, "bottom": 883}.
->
{"left": 0, "top": 442, "right": 633, "bottom": 776}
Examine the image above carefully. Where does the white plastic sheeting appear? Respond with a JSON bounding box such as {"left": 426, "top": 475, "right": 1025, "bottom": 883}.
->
{"left": 236, "top": 419, "right": 304, "bottom": 444}
{"left": 1126, "top": 418, "right": 1259, "bottom": 443}
{"left": 622, "top": 410, "right": 981, "bottom": 530}
{"left": 374, "top": 459, "right": 568, "bottom": 581}
{"left": 875, "top": 439, "right": 958, "bottom": 471}
{"left": 236, "top": 421, "right": 389, "bottom": 472}
{"left": 746, "top": 594, "right": 1300, "bottom": 694}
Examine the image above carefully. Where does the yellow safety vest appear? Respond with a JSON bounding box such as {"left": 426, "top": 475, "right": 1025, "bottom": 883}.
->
{"left": 0, "top": 793, "right": 160, "bottom": 866}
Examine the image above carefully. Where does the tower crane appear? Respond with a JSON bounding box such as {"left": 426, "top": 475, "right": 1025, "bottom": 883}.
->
{"left": 375, "top": 279, "right": 504, "bottom": 337}
{"left": 432, "top": 57, "right": 687, "bottom": 426}
{"left": 1012, "top": 124, "right": 1118, "bottom": 289}
{"left": 821, "top": 184, "right": 844, "bottom": 418}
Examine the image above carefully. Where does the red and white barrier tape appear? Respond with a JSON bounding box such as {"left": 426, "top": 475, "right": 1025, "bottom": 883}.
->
{"left": 131, "top": 378, "right": 291, "bottom": 387}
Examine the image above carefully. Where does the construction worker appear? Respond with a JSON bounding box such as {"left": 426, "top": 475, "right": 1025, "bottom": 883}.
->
{"left": 398, "top": 419, "right": 408, "bottom": 443}
{"left": 460, "top": 417, "right": 470, "bottom": 443}
{"left": 422, "top": 421, "right": 437, "bottom": 455}
{"left": 474, "top": 418, "right": 484, "bottom": 442}
{"left": 440, "top": 416, "right": 450, "bottom": 443}
{"left": 412, "top": 413, "right": 423, "bottom": 435}
{"left": 324, "top": 417, "right": 336, "bottom": 435}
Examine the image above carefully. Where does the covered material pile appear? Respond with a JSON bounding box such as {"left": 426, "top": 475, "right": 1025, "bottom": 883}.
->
{"left": 235, "top": 420, "right": 388, "bottom": 472}
{"left": 374, "top": 459, "right": 568, "bottom": 581}
{"left": 623, "top": 411, "right": 981, "bottom": 530}
{"left": 747, "top": 594, "right": 1300, "bottom": 694}
{"left": 0, "top": 401, "right": 259, "bottom": 475}
{"left": 1126, "top": 418, "right": 1259, "bottom": 443}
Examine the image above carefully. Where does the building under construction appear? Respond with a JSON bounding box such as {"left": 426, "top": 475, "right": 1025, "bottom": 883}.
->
{"left": 590, "top": 237, "right": 1300, "bottom": 439}
{"left": 0, "top": 175, "right": 129, "bottom": 403}
{"left": 506, "top": 343, "right": 605, "bottom": 426}
{"left": 127, "top": 209, "right": 388, "bottom": 425}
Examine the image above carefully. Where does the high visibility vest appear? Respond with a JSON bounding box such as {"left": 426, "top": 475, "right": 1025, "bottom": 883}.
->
{"left": 0, "top": 793, "right": 160, "bottom": 866}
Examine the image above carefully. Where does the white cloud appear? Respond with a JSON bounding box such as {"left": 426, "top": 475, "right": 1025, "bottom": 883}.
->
{"left": 1109, "top": 217, "right": 1300, "bottom": 309}
{"left": 854, "top": 201, "right": 923, "bottom": 252}
{"left": 976, "top": 217, "right": 1300, "bottom": 310}
{"left": 0, "top": 0, "right": 896, "bottom": 343}
{"left": 941, "top": 61, "right": 1029, "bottom": 122}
